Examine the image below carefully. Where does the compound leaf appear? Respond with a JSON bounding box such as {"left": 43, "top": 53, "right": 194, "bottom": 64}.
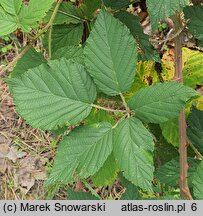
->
{"left": 184, "top": 6, "right": 203, "bottom": 47}
{"left": 113, "top": 117, "right": 154, "bottom": 192}
{"left": 85, "top": 9, "right": 137, "bottom": 96}
{"left": 128, "top": 82, "right": 198, "bottom": 124}
{"left": 46, "top": 123, "right": 112, "bottom": 185}
{"left": 8, "top": 59, "right": 96, "bottom": 130}
{"left": 12, "top": 47, "right": 47, "bottom": 77}
{"left": 146, "top": 0, "right": 189, "bottom": 31}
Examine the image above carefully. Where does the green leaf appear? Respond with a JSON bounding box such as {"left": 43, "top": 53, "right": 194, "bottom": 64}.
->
{"left": 0, "top": 8, "right": 18, "bottom": 36}
{"left": 183, "top": 49, "right": 203, "bottom": 88}
{"left": 80, "top": 0, "right": 101, "bottom": 19}
{"left": 156, "top": 157, "right": 200, "bottom": 187}
{"left": 85, "top": 9, "right": 137, "bottom": 96}
{"left": 120, "top": 175, "right": 141, "bottom": 200}
{"left": 188, "top": 107, "right": 203, "bottom": 130}
{"left": 156, "top": 158, "right": 179, "bottom": 187}
{"left": 85, "top": 109, "right": 115, "bottom": 125}
{"left": 11, "top": 47, "right": 47, "bottom": 77}
{"left": 114, "top": 11, "right": 160, "bottom": 62}
{"left": 121, "top": 185, "right": 141, "bottom": 200}
{"left": 192, "top": 160, "right": 203, "bottom": 199}
{"left": 128, "top": 82, "right": 198, "bottom": 124}
{"left": 51, "top": 45, "right": 84, "bottom": 64}
{"left": 187, "top": 107, "right": 203, "bottom": 154}
{"left": 18, "top": 0, "right": 55, "bottom": 32}
{"left": 160, "top": 118, "right": 179, "bottom": 147}
{"left": 113, "top": 117, "right": 154, "bottom": 192}
{"left": 44, "top": 23, "right": 84, "bottom": 54}
{"left": 92, "top": 154, "right": 118, "bottom": 187}
{"left": 151, "top": 195, "right": 180, "bottom": 200}
{"left": 0, "top": 0, "right": 54, "bottom": 35}
{"left": 103, "top": 0, "right": 131, "bottom": 10}
{"left": 0, "top": 0, "right": 22, "bottom": 15}
{"left": 44, "top": 2, "right": 83, "bottom": 25}
{"left": 68, "top": 189, "right": 99, "bottom": 200}
{"left": 146, "top": 0, "right": 189, "bottom": 31}
{"left": 46, "top": 123, "right": 112, "bottom": 185}
{"left": 149, "top": 123, "right": 179, "bottom": 165}
{"left": 184, "top": 6, "right": 203, "bottom": 47}
{"left": 8, "top": 59, "right": 96, "bottom": 130}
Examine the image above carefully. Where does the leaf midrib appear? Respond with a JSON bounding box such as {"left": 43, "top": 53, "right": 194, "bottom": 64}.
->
{"left": 103, "top": 11, "right": 121, "bottom": 92}
{"left": 15, "top": 82, "right": 90, "bottom": 106}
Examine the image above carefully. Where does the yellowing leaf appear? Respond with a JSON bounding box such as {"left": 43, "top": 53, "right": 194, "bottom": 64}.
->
{"left": 197, "top": 95, "right": 203, "bottom": 111}
{"left": 125, "top": 61, "right": 170, "bottom": 100}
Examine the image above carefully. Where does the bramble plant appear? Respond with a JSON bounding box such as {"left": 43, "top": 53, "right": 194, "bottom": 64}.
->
{"left": 0, "top": 0, "right": 203, "bottom": 200}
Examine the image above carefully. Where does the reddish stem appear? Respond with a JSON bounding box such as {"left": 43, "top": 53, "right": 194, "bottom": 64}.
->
{"left": 174, "top": 13, "right": 192, "bottom": 200}
{"left": 75, "top": 179, "right": 83, "bottom": 192}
